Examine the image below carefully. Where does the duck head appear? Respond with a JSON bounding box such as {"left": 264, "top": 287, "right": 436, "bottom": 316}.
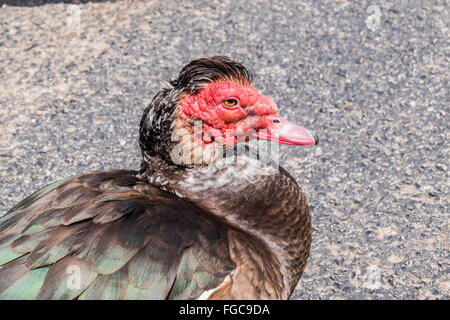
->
{"left": 139, "top": 56, "right": 317, "bottom": 166}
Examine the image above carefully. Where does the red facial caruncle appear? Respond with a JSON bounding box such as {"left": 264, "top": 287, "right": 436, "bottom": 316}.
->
{"left": 179, "top": 81, "right": 317, "bottom": 146}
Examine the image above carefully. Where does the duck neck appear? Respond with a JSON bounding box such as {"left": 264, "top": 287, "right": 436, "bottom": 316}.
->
{"left": 139, "top": 152, "right": 311, "bottom": 298}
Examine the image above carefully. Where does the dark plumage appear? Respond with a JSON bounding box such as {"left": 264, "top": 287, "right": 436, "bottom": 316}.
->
{"left": 0, "top": 56, "right": 316, "bottom": 299}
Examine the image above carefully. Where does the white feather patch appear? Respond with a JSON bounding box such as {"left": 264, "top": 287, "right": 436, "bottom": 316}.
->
{"left": 197, "top": 274, "right": 232, "bottom": 300}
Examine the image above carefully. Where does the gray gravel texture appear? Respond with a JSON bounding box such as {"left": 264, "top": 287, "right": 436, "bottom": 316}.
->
{"left": 0, "top": 0, "right": 448, "bottom": 299}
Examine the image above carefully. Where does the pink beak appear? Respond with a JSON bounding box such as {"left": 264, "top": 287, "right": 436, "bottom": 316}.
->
{"left": 255, "top": 115, "right": 318, "bottom": 145}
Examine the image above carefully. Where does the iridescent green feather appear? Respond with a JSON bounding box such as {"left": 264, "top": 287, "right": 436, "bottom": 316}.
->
{"left": 78, "top": 269, "right": 128, "bottom": 300}
{"left": 0, "top": 267, "right": 49, "bottom": 300}
{"left": 0, "top": 234, "right": 25, "bottom": 265}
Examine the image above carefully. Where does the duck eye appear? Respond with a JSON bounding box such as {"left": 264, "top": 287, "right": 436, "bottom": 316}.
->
{"left": 223, "top": 98, "right": 238, "bottom": 108}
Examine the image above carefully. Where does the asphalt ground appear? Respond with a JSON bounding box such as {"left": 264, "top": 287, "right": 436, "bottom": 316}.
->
{"left": 0, "top": 0, "right": 448, "bottom": 299}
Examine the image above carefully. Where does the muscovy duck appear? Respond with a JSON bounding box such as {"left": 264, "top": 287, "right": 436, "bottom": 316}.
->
{"left": 0, "top": 56, "right": 317, "bottom": 300}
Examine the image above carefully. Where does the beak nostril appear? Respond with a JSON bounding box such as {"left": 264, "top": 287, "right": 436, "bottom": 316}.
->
{"left": 272, "top": 119, "right": 281, "bottom": 124}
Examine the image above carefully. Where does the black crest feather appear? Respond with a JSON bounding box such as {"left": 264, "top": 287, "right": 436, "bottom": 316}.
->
{"left": 169, "top": 56, "right": 253, "bottom": 93}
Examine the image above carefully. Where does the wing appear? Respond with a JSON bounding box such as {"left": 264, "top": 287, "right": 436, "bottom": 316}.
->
{"left": 0, "top": 170, "right": 235, "bottom": 300}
